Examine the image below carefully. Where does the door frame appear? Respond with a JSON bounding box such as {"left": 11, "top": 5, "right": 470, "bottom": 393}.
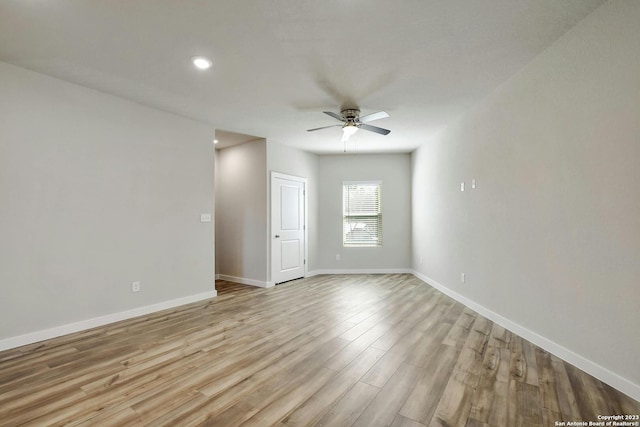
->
{"left": 269, "top": 171, "right": 308, "bottom": 286}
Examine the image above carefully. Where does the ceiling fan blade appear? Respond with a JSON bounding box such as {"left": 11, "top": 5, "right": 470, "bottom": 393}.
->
{"left": 359, "top": 111, "right": 389, "bottom": 123}
{"left": 323, "top": 111, "right": 346, "bottom": 122}
{"left": 307, "top": 124, "right": 341, "bottom": 132}
{"left": 359, "top": 123, "right": 391, "bottom": 135}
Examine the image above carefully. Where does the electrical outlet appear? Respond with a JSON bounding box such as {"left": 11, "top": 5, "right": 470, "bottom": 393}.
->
{"left": 460, "top": 182, "right": 465, "bottom": 192}
{"left": 336, "top": 254, "right": 341, "bottom": 261}
{"left": 132, "top": 281, "right": 141, "bottom": 292}
{"left": 461, "top": 273, "right": 466, "bottom": 284}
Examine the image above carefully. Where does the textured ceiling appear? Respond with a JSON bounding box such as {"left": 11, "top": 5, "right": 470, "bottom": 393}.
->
{"left": 0, "top": 0, "right": 606, "bottom": 153}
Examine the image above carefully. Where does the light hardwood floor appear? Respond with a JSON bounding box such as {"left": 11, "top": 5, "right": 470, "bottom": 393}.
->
{"left": 1, "top": 274, "right": 638, "bottom": 426}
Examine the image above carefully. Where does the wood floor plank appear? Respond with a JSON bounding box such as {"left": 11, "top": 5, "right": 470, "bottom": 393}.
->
{"left": 0, "top": 274, "right": 637, "bottom": 426}
{"left": 550, "top": 354, "right": 582, "bottom": 421}
{"left": 63, "top": 353, "right": 213, "bottom": 426}
{"left": 325, "top": 321, "right": 394, "bottom": 372}
{"left": 354, "top": 363, "right": 424, "bottom": 427}
{"left": 391, "top": 414, "right": 428, "bottom": 427}
{"left": 72, "top": 407, "right": 143, "bottom": 427}
{"left": 315, "top": 381, "right": 380, "bottom": 426}
{"left": 405, "top": 321, "right": 451, "bottom": 368}
{"left": 242, "top": 367, "right": 337, "bottom": 426}
{"left": 399, "top": 343, "right": 459, "bottom": 424}
{"left": 468, "top": 345, "right": 510, "bottom": 425}
{"left": 427, "top": 369, "right": 479, "bottom": 427}
{"left": 278, "top": 347, "right": 385, "bottom": 426}
{"left": 510, "top": 336, "right": 539, "bottom": 386}
{"left": 488, "top": 323, "right": 511, "bottom": 348}
{"left": 361, "top": 308, "right": 445, "bottom": 389}
{"left": 507, "top": 380, "right": 544, "bottom": 427}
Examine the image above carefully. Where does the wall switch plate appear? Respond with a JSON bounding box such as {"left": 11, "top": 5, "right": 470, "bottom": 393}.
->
{"left": 200, "top": 213, "right": 212, "bottom": 223}
{"left": 132, "top": 281, "right": 141, "bottom": 292}
{"left": 420, "top": 257, "right": 424, "bottom": 265}
{"left": 460, "top": 182, "right": 465, "bottom": 192}
{"left": 461, "top": 273, "right": 466, "bottom": 283}
{"left": 472, "top": 179, "right": 476, "bottom": 189}
{"left": 335, "top": 254, "right": 341, "bottom": 261}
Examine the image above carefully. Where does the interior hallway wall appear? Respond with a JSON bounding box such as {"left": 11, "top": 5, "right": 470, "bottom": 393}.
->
{"left": 215, "top": 139, "right": 268, "bottom": 284}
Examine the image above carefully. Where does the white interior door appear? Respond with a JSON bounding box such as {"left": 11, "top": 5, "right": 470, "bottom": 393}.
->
{"left": 271, "top": 173, "right": 306, "bottom": 284}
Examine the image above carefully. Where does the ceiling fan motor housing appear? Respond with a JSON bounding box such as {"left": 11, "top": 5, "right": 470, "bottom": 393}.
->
{"left": 341, "top": 109, "right": 360, "bottom": 122}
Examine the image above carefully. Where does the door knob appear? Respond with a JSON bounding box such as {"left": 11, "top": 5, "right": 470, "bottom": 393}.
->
{"left": 275, "top": 234, "right": 280, "bottom": 238}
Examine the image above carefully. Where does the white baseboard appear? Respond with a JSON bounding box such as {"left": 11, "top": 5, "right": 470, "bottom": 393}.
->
{"left": 411, "top": 270, "right": 640, "bottom": 402}
{"left": 216, "top": 274, "right": 273, "bottom": 288}
{"left": 0, "top": 290, "right": 218, "bottom": 352}
{"left": 307, "top": 268, "right": 413, "bottom": 276}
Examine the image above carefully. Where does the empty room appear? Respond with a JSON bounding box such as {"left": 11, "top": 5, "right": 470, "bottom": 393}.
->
{"left": 1, "top": 1, "right": 639, "bottom": 426}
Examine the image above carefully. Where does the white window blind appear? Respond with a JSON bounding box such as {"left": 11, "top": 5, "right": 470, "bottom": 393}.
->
{"left": 343, "top": 182, "right": 382, "bottom": 247}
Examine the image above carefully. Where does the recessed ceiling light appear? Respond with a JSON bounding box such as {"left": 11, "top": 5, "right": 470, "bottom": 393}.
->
{"left": 191, "top": 56, "right": 212, "bottom": 70}
{"left": 213, "top": 139, "right": 219, "bottom": 144}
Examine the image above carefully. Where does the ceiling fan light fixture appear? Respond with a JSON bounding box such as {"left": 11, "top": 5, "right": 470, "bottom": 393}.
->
{"left": 342, "top": 123, "right": 359, "bottom": 139}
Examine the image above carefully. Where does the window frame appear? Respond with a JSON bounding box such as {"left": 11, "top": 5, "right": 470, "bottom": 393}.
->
{"left": 342, "top": 180, "right": 382, "bottom": 248}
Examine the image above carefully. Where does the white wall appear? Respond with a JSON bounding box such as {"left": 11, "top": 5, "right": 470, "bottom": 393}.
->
{"left": 0, "top": 62, "right": 215, "bottom": 344}
{"left": 215, "top": 139, "right": 268, "bottom": 284}
{"left": 267, "top": 141, "right": 319, "bottom": 275}
{"left": 412, "top": 0, "right": 640, "bottom": 398}
{"left": 317, "top": 154, "right": 411, "bottom": 272}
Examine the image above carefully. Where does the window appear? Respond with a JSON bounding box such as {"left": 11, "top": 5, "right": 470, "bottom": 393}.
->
{"left": 343, "top": 181, "right": 382, "bottom": 247}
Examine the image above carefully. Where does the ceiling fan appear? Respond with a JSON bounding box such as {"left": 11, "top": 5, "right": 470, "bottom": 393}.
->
{"left": 307, "top": 109, "right": 390, "bottom": 142}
